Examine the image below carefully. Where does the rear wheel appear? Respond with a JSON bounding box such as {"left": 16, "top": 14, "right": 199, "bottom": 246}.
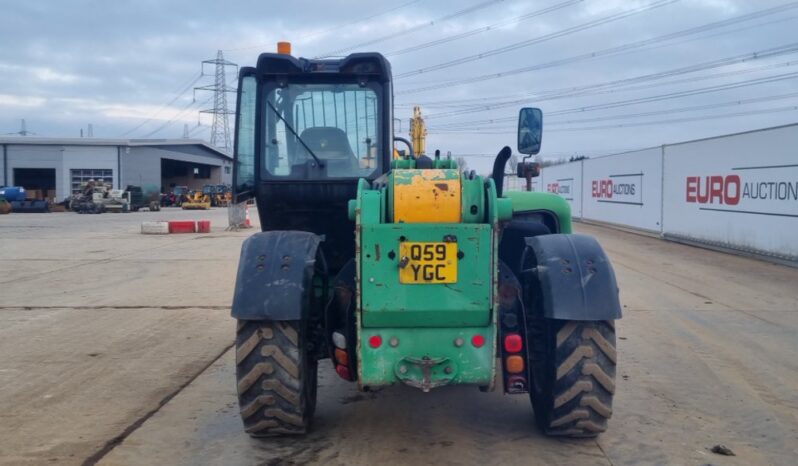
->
{"left": 530, "top": 319, "right": 616, "bottom": 437}
{"left": 235, "top": 320, "right": 317, "bottom": 436}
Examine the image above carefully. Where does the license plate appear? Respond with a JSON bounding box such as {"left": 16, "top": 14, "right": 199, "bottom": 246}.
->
{"left": 399, "top": 242, "right": 458, "bottom": 284}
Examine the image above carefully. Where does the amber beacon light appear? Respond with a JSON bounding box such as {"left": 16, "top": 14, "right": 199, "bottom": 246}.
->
{"left": 277, "top": 41, "right": 292, "bottom": 55}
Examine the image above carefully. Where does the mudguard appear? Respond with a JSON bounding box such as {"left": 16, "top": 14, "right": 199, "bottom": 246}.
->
{"left": 231, "top": 230, "right": 322, "bottom": 320}
{"left": 523, "top": 234, "right": 622, "bottom": 321}
{"left": 499, "top": 220, "right": 551, "bottom": 277}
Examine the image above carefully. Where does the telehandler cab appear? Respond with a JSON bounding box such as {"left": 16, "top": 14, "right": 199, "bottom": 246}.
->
{"left": 231, "top": 43, "right": 621, "bottom": 438}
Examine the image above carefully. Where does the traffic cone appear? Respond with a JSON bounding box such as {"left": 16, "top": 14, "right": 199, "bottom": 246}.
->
{"left": 245, "top": 204, "right": 252, "bottom": 228}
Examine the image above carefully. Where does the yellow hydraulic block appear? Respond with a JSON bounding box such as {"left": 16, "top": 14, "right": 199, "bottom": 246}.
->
{"left": 393, "top": 169, "right": 461, "bottom": 223}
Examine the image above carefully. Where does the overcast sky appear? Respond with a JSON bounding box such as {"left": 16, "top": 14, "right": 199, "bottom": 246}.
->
{"left": 1, "top": 0, "right": 797, "bottom": 172}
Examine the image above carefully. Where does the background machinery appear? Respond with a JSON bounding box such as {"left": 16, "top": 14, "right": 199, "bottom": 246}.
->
{"left": 213, "top": 184, "right": 233, "bottom": 207}
{"left": 230, "top": 44, "right": 621, "bottom": 438}
{"left": 409, "top": 105, "right": 427, "bottom": 156}
{"left": 199, "top": 184, "right": 233, "bottom": 207}
{"left": 0, "top": 186, "right": 50, "bottom": 213}
{"left": 170, "top": 185, "right": 190, "bottom": 207}
{"left": 0, "top": 194, "right": 10, "bottom": 214}
{"left": 68, "top": 181, "right": 133, "bottom": 214}
{"left": 125, "top": 185, "right": 160, "bottom": 212}
{"left": 181, "top": 189, "right": 211, "bottom": 210}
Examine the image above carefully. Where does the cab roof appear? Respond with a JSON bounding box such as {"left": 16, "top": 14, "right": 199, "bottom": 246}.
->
{"left": 247, "top": 52, "right": 392, "bottom": 83}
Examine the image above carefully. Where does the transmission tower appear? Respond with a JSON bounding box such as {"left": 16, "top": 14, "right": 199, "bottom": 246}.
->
{"left": 195, "top": 50, "right": 237, "bottom": 153}
{"left": 6, "top": 119, "right": 34, "bottom": 136}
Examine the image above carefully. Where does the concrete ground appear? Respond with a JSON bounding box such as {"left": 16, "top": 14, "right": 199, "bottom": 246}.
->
{"left": 1, "top": 210, "right": 796, "bottom": 466}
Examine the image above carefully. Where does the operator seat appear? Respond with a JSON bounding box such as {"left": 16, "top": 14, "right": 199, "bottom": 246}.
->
{"left": 299, "top": 127, "right": 360, "bottom": 176}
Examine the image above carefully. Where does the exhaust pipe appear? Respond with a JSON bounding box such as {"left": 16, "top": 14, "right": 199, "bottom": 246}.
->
{"left": 492, "top": 146, "right": 512, "bottom": 198}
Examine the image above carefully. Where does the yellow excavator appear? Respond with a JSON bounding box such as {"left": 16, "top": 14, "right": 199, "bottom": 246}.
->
{"left": 181, "top": 190, "right": 211, "bottom": 210}
{"left": 410, "top": 105, "right": 427, "bottom": 156}
{"left": 212, "top": 185, "right": 233, "bottom": 207}
{"left": 393, "top": 105, "right": 428, "bottom": 160}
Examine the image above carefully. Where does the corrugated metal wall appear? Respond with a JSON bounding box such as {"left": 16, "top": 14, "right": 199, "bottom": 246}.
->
{"left": 123, "top": 145, "right": 232, "bottom": 199}
{"left": 1, "top": 142, "right": 232, "bottom": 202}
{"left": 6, "top": 145, "right": 118, "bottom": 200}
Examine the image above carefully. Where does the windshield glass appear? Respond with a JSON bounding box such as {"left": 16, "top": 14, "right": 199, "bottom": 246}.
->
{"left": 263, "top": 83, "right": 380, "bottom": 179}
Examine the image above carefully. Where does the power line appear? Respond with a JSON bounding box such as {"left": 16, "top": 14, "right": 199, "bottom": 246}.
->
{"left": 399, "top": 56, "right": 798, "bottom": 112}
{"left": 448, "top": 147, "right": 649, "bottom": 158}
{"left": 549, "top": 90, "right": 798, "bottom": 125}
{"left": 395, "top": 0, "right": 679, "bottom": 78}
{"left": 397, "top": 2, "right": 798, "bottom": 95}
{"left": 385, "top": 0, "right": 584, "bottom": 57}
{"left": 413, "top": 52, "right": 798, "bottom": 111}
{"left": 397, "top": 14, "right": 798, "bottom": 107}
{"left": 538, "top": 72, "right": 798, "bottom": 116}
{"left": 225, "top": 0, "right": 423, "bottom": 52}
{"left": 302, "top": 0, "right": 422, "bottom": 42}
{"left": 315, "top": 0, "right": 505, "bottom": 58}
{"left": 432, "top": 90, "right": 798, "bottom": 131}
{"left": 424, "top": 43, "right": 798, "bottom": 119}
{"left": 430, "top": 71, "right": 798, "bottom": 129}
{"left": 117, "top": 72, "right": 203, "bottom": 137}
{"left": 142, "top": 95, "right": 212, "bottom": 139}
{"left": 547, "top": 105, "right": 798, "bottom": 131}
{"left": 430, "top": 106, "right": 798, "bottom": 133}
{"left": 188, "top": 124, "right": 208, "bottom": 138}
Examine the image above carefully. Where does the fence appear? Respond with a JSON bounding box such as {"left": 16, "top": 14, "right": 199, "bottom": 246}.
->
{"left": 508, "top": 123, "right": 798, "bottom": 262}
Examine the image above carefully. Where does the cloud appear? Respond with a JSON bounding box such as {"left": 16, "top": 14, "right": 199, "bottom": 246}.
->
{"left": 0, "top": 62, "right": 83, "bottom": 84}
{"left": 0, "top": 94, "right": 47, "bottom": 108}
{"left": 0, "top": 0, "right": 795, "bottom": 172}
{"left": 32, "top": 67, "right": 81, "bottom": 83}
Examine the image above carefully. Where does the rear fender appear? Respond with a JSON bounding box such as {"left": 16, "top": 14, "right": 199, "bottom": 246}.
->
{"left": 522, "top": 234, "right": 622, "bottom": 321}
{"left": 231, "top": 231, "right": 323, "bottom": 320}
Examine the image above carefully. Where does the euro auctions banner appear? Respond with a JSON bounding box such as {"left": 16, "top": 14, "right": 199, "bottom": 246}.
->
{"left": 540, "top": 162, "right": 582, "bottom": 218}
{"left": 663, "top": 124, "right": 798, "bottom": 260}
{"left": 582, "top": 148, "right": 663, "bottom": 232}
{"left": 683, "top": 171, "right": 798, "bottom": 214}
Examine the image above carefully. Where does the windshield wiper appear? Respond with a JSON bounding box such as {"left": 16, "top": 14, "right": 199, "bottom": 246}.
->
{"left": 266, "top": 100, "right": 324, "bottom": 168}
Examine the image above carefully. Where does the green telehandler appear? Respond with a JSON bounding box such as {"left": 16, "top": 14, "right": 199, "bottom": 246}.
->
{"left": 230, "top": 43, "right": 621, "bottom": 438}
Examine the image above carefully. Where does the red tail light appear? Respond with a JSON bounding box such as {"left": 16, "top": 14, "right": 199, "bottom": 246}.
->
{"left": 504, "top": 333, "right": 523, "bottom": 353}
{"left": 335, "top": 364, "right": 351, "bottom": 380}
{"left": 471, "top": 334, "right": 485, "bottom": 348}
{"left": 368, "top": 335, "right": 383, "bottom": 348}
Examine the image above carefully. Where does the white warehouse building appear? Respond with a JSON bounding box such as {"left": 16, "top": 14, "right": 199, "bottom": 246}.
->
{"left": 0, "top": 137, "right": 233, "bottom": 202}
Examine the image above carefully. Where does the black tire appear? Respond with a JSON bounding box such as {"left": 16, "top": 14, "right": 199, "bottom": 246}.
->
{"left": 235, "top": 320, "right": 317, "bottom": 436}
{"left": 530, "top": 320, "right": 616, "bottom": 437}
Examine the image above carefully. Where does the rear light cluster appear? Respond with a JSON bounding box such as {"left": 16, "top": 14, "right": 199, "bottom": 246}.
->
{"left": 503, "top": 334, "right": 525, "bottom": 374}
{"left": 332, "top": 331, "right": 354, "bottom": 381}
{"left": 502, "top": 330, "right": 527, "bottom": 394}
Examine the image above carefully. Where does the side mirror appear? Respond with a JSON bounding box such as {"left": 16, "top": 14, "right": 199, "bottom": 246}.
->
{"left": 517, "top": 161, "right": 541, "bottom": 179}
{"left": 517, "top": 107, "right": 543, "bottom": 155}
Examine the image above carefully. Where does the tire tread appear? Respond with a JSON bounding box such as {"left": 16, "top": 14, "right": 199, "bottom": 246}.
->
{"left": 534, "top": 320, "right": 616, "bottom": 437}
{"left": 235, "top": 320, "right": 314, "bottom": 436}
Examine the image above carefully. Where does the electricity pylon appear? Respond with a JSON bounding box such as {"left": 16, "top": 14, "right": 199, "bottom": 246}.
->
{"left": 195, "top": 50, "right": 237, "bottom": 153}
